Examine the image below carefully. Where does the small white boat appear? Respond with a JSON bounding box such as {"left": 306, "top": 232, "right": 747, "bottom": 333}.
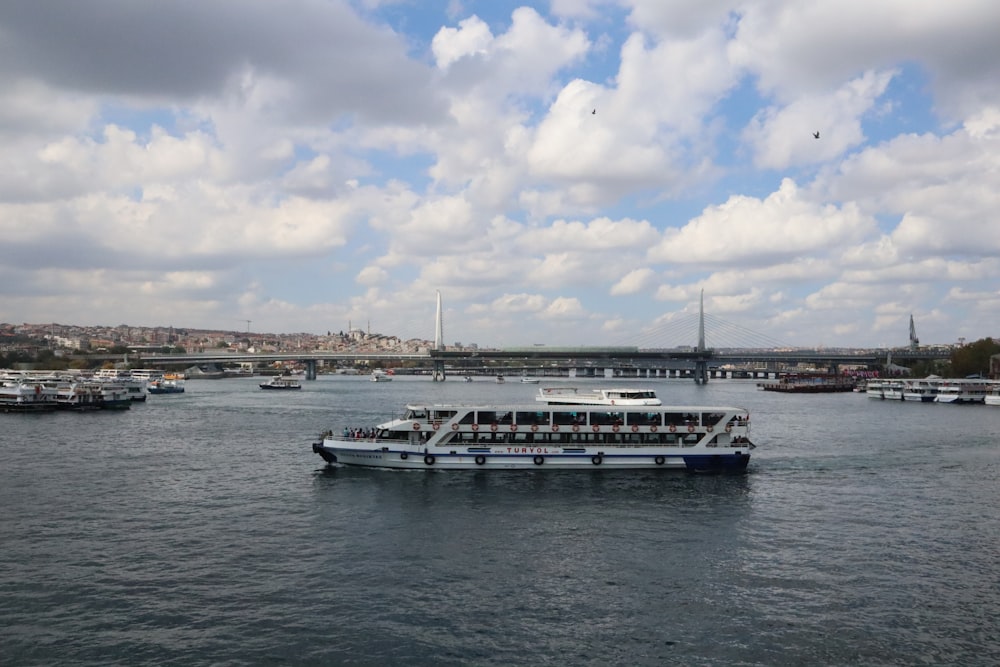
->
{"left": 495, "top": 375, "right": 505, "bottom": 384}
{"left": 520, "top": 377, "right": 540, "bottom": 384}
{"left": 260, "top": 376, "right": 301, "bottom": 390}
{"left": 865, "top": 380, "right": 884, "bottom": 399}
{"left": 371, "top": 369, "right": 393, "bottom": 382}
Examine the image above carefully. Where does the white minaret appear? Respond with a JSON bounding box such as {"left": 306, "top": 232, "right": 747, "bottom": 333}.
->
{"left": 434, "top": 290, "right": 444, "bottom": 351}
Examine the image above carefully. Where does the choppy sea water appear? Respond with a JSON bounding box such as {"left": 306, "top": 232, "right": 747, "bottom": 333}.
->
{"left": 2, "top": 376, "right": 1000, "bottom": 666}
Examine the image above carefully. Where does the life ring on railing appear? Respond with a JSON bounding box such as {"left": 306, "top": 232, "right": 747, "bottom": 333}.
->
{"left": 612, "top": 425, "right": 620, "bottom": 433}
{"left": 451, "top": 423, "right": 459, "bottom": 431}
{"left": 572, "top": 425, "right": 580, "bottom": 432}
{"left": 413, "top": 423, "right": 421, "bottom": 431}
{"left": 654, "top": 456, "right": 665, "bottom": 466}
{"left": 592, "top": 425, "right": 600, "bottom": 432}
{"left": 591, "top": 455, "right": 602, "bottom": 465}
{"left": 631, "top": 425, "right": 639, "bottom": 433}
{"left": 669, "top": 424, "right": 676, "bottom": 433}
{"left": 533, "top": 455, "right": 544, "bottom": 465}
{"left": 424, "top": 455, "right": 435, "bottom": 465}
{"left": 707, "top": 425, "right": 714, "bottom": 432}
{"left": 490, "top": 423, "right": 498, "bottom": 432}
{"left": 650, "top": 425, "right": 658, "bottom": 433}
{"left": 687, "top": 425, "right": 695, "bottom": 433}
{"left": 475, "top": 455, "right": 486, "bottom": 465}
{"left": 610, "top": 400, "right": 615, "bottom": 405}
{"left": 531, "top": 425, "right": 539, "bottom": 432}
{"left": 510, "top": 424, "right": 518, "bottom": 432}
{"left": 552, "top": 424, "right": 559, "bottom": 432}
{"left": 725, "top": 424, "right": 733, "bottom": 433}
{"left": 472, "top": 423, "right": 479, "bottom": 431}
{"left": 432, "top": 422, "right": 441, "bottom": 431}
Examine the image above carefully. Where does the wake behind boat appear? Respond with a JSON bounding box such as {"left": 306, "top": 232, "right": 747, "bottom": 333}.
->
{"left": 311, "top": 389, "right": 753, "bottom": 472}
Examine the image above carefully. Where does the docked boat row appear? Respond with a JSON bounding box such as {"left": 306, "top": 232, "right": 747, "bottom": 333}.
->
{"left": 865, "top": 377, "right": 1000, "bottom": 405}
{"left": 1, "top": 373, "right": 134, "bottom": 412}
{"left": 311, "top": 387, "right": 754, "bottom": 472}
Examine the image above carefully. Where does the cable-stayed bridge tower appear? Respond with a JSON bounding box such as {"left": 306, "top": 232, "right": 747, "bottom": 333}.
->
{"left": 694, "top": 289, "right": 709, "bottom": 384}
{"left": 432, "top": 290, "right": 446, "bottom": 382}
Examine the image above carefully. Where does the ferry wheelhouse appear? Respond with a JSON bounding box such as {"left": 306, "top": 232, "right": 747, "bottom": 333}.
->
{"left": 311, "top": 396, "right": 754, "bottom": 472}
{"left": 537, "top": 386, "right": 661, "bottom": 406}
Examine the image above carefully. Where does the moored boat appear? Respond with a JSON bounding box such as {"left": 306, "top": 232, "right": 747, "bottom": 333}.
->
{"left": 311, "top": 391, "right": 754, "bottom": 472}
{"left": 0, "top": 377, "right": 58, "bottom": 412}
{"left": 370, "top": 369, "right": 393, "bottom": 382}
{"left": 866, "top": 380, "right": 884, "bottom": 399}
{"left": 985, "top": 383, "right": 1000, "bottom": 407}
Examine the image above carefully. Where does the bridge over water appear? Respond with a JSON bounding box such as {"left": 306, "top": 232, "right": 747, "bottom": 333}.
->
{"left": 132, "top": 293, "right": 948, "bottom": 382}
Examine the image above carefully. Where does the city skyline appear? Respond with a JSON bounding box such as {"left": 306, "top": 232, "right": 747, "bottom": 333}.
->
{"left": 1, "top": 1, "right": 999, "bottom": 348}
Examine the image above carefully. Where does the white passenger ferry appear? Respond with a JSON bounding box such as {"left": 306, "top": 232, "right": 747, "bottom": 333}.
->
{"left": 311, "top": 391, "right": 754, "bottom": 472}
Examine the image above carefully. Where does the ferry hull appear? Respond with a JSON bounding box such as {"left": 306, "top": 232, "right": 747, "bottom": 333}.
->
{"left": 313, "top": 442, "right": 750, "bottom": 473}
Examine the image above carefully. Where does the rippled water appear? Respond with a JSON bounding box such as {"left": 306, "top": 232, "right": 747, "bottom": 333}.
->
{"left": 2, "top": 377, "right": 1000, "bottom": 666}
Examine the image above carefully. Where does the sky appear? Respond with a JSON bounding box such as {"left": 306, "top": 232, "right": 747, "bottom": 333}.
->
{"left": 2, "top": 0, "right": 999, "bottom": 349}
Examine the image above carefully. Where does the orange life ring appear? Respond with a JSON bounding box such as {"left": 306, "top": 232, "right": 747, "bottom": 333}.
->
{"left": 472, "top": 424, "right": 480, "bottom": 431}
{"left": 572, "top": 425, "right": 580, "bottom": 432}
{"left": 552, "top": 424, "right": 560, "bottom": 432}
{"left": 631, "top": 425, "right": 639, "bottom": 433}
{"left": 706, "top": 425, "right": 713, "bottom": 432}
{"left": 687, "top": 425, "right": 695, "bottom": 433}
{"left": 510, "top": 424, "right": 518, "bottom": 432}
{"left": 650, "top": 425, "right": 658, "bottom": 433}
{"left": 530, "top": 425, "right": 539, "bottom": 432}
{"left": 491, "top": 423, "right": 498, "bottom": 432}
{"left": 413, "top": 423, "right": 421, "bottom": 431}
{"left": 592, "top": 425, "right": 600, "bottom": 432}
{"left": 612, "top": 425, "right": 620, "bottom": 433}
{"left": 451, "top": 423, "right": 459, "bottom": 431}
{"left": 610, "top": 399, "right": 615, "bottom": 405}
{"left": 669, "top": 424, "right": 676, "bottom": 433}
{"left": 433, "top": 422, "right": 441, "bottom": 430}
{"left": 725, "top": 424, "right": 733, "bottom": 433}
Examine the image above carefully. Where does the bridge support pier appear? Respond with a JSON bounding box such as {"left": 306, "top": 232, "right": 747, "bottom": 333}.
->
{"left": 432, "top": 359, "right": 446, "bottom": 382}
{"left": 304, "top": 359, "right": 317, "bottom": 381}
{"left": 694, "top": 359, "right": 708, "bottom": 384}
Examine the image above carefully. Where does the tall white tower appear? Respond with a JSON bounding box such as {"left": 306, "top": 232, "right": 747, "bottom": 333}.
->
{"left": 432, "top": 290, "right": 446, "bottom": 381}
{"left": 434, "top": 290, "right": 444, "bottom": 352}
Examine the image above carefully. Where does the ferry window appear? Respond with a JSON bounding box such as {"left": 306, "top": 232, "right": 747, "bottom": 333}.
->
{"left": 515, "top": 411, "right": 545, "bottom": 425}
{"left": 664, "top": 412, "right": 684, "bottom": 426}
{"left": 458, "top": 412, "right": 475, "bottom": 424}
{"left": 702, "top": 412, "right": 725, "bottom": 426}
{"left": 432, "top": 409, "right": 456, "bottom": 421}
{"left": 553, "top": 411, "right": 579, "bottom": 425}
{"left": 478, "top": 411, "right": 497, "bottom": 424}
